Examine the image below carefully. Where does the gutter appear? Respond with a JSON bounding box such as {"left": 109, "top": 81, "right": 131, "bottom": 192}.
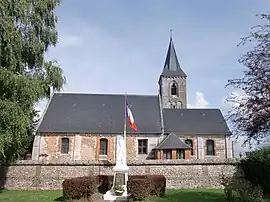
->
{"left": 224, "top": 134, "right": 228, "bottom": 159}
{"left": 197, "top": 136, "right": 199, "bottom": 159}
{"left": 157, "top": 93, "right": 165, "bottom": 144}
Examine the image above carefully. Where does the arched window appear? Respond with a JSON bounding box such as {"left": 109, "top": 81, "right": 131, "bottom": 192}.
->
{"left": 185, "top": 139, "right": 193, "bottom": 155}
{"left": 61, "top": 138, "right": 69, "bottom": 154}
{"left": 171, "top": 83, "right": 177, "bottom": 95}
{"left": 206, "top": 140, "right": 215, "bottom": 156}
{"left": 171, "top": 102, "right": 176, "bottom": 109}
{"left": 100, "top": 138, "right": 108, "bottom": 155}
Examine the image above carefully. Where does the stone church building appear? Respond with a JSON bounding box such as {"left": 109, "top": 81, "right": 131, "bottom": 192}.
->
{"left": 32, "top": 37, "right": 233, "bottom": 161}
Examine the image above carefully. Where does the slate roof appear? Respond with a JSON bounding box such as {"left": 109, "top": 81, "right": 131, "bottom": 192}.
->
{"left": 160, "top": 37, "right": 187, "bottom": 78}
{"left": 37, "top": 93, "right": 162, "bottom": 134}
{"left": 163, "top": 108, "right": 231, "bottom": 135}
{"left": 155, "top": 132, "right": 191, "bottom": 149}
{"left": 37, "top": 94, "right": 231, "bottom": 136}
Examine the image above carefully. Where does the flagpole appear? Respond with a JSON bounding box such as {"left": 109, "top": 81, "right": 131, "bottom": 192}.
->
{"left": 124, "top": 93, "right": 127, "bottom": 140}
{"left": 123, "top": 93, "right": 127, "bottom": 165}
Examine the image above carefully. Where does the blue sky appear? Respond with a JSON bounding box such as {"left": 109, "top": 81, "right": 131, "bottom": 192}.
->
{"left": 41, "top": 0, "right": 270, "bottom": 155}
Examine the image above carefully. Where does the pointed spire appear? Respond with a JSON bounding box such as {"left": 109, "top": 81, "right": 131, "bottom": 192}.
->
{"left": 170, "top": 29, "right": 173, "bottom": 39}
{"left": 161, "top": 33, "right": 187, "bottom": 77}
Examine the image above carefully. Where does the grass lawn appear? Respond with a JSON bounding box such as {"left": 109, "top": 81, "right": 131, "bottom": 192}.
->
{"left": 0, "top": 189, "right": 270, "bottom": 202}
{"left": 0, "top": 189, "right": 63, "bottom": 202}
{"left": 147, "top": 189, "right": 270, "bottom": 202}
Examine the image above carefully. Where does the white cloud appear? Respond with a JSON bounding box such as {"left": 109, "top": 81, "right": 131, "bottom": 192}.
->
{"left": 58, "top": 35, "right": 82, "bottom": 48}
{"left": 187, "top": 92, "right": 209, "bottom": 108}
{"left": 221, "top": 89, "right": 248, "bottom": 111}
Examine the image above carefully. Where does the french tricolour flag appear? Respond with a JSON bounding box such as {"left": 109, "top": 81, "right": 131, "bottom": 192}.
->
{"left": 126, "top": 100, "right": 137, "bottom": 131}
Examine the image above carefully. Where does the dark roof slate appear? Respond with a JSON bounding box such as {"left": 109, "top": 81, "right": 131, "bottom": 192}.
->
{"left": 163, "top": 108, "right": 231, "bottom": 135}
{"left": 155, "top": 132, "right": 191, "bottom": 149}
{"left": 37, "top": 93, "right": 231, "bottom": 135}
{"left": 37, "top": 93, "right": 162, "bottom": 134}
{"left": 161, "top": 38, "right": 187, "bottom": 78}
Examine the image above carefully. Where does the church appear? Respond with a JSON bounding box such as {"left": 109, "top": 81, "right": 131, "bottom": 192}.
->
{"left": 32, "top": 37, "right": 233, "bottom": 161}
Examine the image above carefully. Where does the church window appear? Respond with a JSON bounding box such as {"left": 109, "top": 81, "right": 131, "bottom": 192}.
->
{"left": 176, "top": 149, "right": 185, "bottom": 159}
{"left": 206, "top": 140, "right": 215, "bottom": 156}
{"left": 171, "top": 83, "right": 177, "bottom": 95}
{"left": 185, "top": 139, "right": 193, "bottom": 155}
{"left": 171, "top": 102, "right": 176, "bottom": 109}
{"left": 138, "top": 139, "right": 148, "bottom": 154}
{"left": 163, "top": 149, "right": 172, "bottom": 159}
{"left": 61, "top": 137, "right": 69, "bottom": 154}
{"left": 100, "top": 138, "right": 108, "bottom": 155}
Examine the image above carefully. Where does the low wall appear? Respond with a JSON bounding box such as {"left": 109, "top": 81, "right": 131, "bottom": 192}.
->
{"left": 0, "top": 159, "right": 241, "bottom": 190}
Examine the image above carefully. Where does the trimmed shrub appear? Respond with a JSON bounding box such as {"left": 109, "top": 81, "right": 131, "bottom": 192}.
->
{"left": 239, "top": 146, "right": 270, "bottom": 193}
{"left": 128, "top": 175, "right": 166, "bottom": 200}
{"left": 127, "top": 177, "right": 154, "bottom": 201}
{"left": 62, "top": 176, "right": 98, "bottom": 200}
{"left": 96, "top": 174, "right": 166, "bottom": 200}
{"left": 222, "top": 175, "right": 263, "bottom": 202}
{"left": 147, "top": 175, "right": 166, "bottom": 197}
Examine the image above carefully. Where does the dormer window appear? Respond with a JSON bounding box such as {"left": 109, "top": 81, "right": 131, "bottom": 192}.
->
{"left": 171, "top": 83, "right": 177, "bottom": 95}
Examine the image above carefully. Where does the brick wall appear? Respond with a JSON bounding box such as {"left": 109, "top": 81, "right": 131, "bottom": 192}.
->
{"left": 32, "top": 133, "right": 233, "bottom": 161}
{"left": 0, "top": 159, "right": 241, "bottom": 190}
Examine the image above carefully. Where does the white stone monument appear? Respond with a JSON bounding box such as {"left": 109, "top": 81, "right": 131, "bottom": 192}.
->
{"left": 103, "top": 134, "right": 130, "bottom": 201}
{"left": 103, "top": 95, "right": 131, "bottom": 201}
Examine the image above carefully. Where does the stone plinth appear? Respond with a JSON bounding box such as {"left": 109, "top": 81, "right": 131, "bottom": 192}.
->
{"left": 103, "top": 164, "right": 130, "bottom": 202}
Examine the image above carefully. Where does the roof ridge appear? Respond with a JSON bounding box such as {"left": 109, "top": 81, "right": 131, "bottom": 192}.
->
{"left": 54, "top": 92, "right": 158, "bottom": 97}
{"left": 155, "top": 132, "right": 191, "bottom": 149}
{"left": 163, "top": 108, "right": 222, "bottom": 111}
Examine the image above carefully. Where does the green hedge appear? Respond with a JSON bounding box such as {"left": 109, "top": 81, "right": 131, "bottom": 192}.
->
{"left": 127, "top": 177, "right": 155, "bottom": 201}
{"left": 129, "top": 175, "right": 166, "bottom": 197}
{"left": 62, "top": 176, "right": 98, "bottom": 200}
{"left": 63, "top": 174, "right": 166, "bottom": 201}
{"left": 147, "top": 175, "right": 166, "bottom": 197}
{"left": 239, "top": 146, "right": 270, "bottom": 193}
{"left": 128, "top": 175, "right": 166, "bottom": 200}
{"left": 222, "top": 175, "right": 263, "bottom": 202}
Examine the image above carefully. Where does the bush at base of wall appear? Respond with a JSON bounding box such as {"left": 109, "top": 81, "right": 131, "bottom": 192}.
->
{"left": 98, "top": 175, "right": 166, "bottom": 199}
{"left": 239, "top": 146, "right": 270, "bottom": 194}
{"left": 222, "top": 174, "right": 263, "bottom": 202}
{"left": 129, "top": 175, "right": 166, "bottom": 197}
{"left": 62, "top": 176, "right": 98, "bottom": 200}
{"left": 62, "top": 175, "right": 166, "bottom": 201}
{"left": 128, "top": 175, "right": 166, "bottom": 200}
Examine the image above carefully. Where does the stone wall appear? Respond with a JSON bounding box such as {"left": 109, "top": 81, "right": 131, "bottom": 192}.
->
{"left": 0, "top": 159, "right": 241, "bottom": 190}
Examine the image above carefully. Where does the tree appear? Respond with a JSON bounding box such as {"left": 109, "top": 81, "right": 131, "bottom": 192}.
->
{"left": 226, "top": 14, "right": 270, "bottom": 146}
{"left": 0, "top": 0, "right": 66, "bottom": 163}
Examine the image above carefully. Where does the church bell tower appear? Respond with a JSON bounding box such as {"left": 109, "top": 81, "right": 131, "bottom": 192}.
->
{"left": 158, "top": 36, "right": 187, "bottom": 109}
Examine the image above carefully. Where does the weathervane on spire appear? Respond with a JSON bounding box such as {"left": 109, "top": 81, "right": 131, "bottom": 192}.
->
{"left": 170, "top": 29, "right": 173, "bottom": 39}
